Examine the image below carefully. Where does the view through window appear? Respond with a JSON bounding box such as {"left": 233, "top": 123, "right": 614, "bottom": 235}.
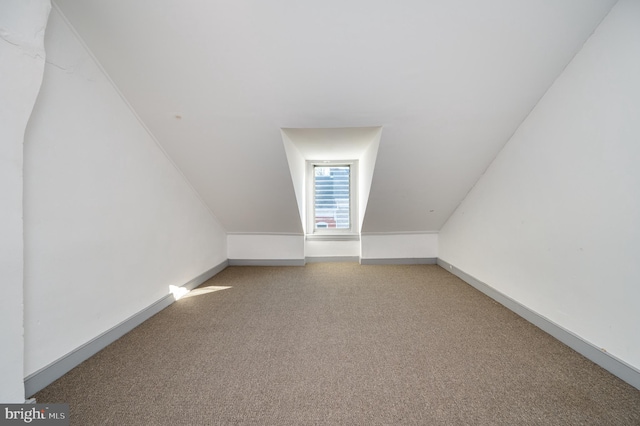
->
{"left": 314, "top": 165, "right": 350, "bottom": 230}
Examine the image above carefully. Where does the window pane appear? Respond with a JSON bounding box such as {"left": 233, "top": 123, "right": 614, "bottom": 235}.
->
{"left": 314, "top": 166, "right": 350, "bottom": 229}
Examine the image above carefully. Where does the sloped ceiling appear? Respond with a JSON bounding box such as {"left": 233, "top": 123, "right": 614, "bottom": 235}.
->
{"left": 52, "top": 0, "right": 616, "bottom": 234}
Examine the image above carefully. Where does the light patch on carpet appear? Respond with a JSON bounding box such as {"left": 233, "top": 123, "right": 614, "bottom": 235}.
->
{"left": 180, "top": 285, "right": 231, "bottom": 299}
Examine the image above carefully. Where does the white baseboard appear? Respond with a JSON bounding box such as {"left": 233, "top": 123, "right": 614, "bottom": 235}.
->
{"left": 228, "top": 259, "right": 305, "bottom": 266}
{"left": 24, "top": 260, "right": 228, "bottom": 397}
{"left": 437, "top": 258, "right": 640, "bottom": 391}
{"left": 305, "top": 256, "right": 359, "bottom": 263}
{"left": 360, "top": 257, "right": 437, "bottom": 265}
{"left": 26, "top": 258, "right": 639, "bottom": 397}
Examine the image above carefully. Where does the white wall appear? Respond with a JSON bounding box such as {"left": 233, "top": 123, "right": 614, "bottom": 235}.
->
{"left": 361, "top": 233, "right": 438, "bottom": 260}
{"left": 23, "top": 7, "right": 227, "bottom": 377}
{"left": 227, "top": 234, "right": 304, "bottom": 261}
{"left": 0, "top": 0, "right": 51, "bottom": 403}
{"left": 281, "top": 131, "right": 307, "bottom": 233}
{"left": 305, "top": 240, "right": 360, "bottom": 259}
{"left": 358, "top": 129, "right": 381, "bottom": 232}
{"left": 439, "top": 0, "right": 640, "bottom": 371}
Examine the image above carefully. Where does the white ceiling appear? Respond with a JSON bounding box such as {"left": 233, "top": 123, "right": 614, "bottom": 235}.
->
{"left": 52, "top": 0, "right": 616, "bottom": 234}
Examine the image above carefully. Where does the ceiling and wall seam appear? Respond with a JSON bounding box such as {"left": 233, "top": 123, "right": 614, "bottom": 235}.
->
{"left": 361, "top": 231, "right": 439, "bottom": 236}
{"left": 500, "top": 0, "right": 620, "bottom": 153}
{"left": 49, "top": 1, "right": 227, "bottom": 232}
{"left": 438, "top": 0, "right": 620, "bottom": 233}
{"left": 227, "top": 232, "right": 304, "bottom": 236}
{"left": 52, "top": 1, "right": 618, "bottom": 236}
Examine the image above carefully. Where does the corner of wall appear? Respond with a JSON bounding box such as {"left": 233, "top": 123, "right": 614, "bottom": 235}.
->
{"left": 0, "top": 0, "right": 52, "bottom": 403}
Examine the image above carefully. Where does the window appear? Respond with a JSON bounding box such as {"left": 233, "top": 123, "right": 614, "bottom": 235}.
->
{"left": 306, "top": 160, "right": 358, "bottom": 238}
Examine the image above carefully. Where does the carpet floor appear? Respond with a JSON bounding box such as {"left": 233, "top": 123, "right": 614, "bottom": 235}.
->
{"left": 35, "top": 263, "right": 640, "bottom": 425}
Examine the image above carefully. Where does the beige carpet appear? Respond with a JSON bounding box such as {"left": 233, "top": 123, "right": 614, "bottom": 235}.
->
{"left": 35, "top": 263, "right": 640, "bottom": 425}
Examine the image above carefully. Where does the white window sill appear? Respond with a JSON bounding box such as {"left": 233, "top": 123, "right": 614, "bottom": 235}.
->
{"left": 305, "top": 234, "right": 360, "bottom": 241}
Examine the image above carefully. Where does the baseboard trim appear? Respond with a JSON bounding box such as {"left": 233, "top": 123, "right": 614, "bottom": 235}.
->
{"left": 305, "top": 256, "right": 360, "bottom": 263}
{"left": 27, "top": 257, "right": 638, "bottom": 395}
{"left": 360, "top": 231, "right": 439, "bottom": 236}
{"left": 437, "top": 258, "right": 640, "bottom": 391}
{"left": 228, "top": 259, "right": 305, "bottom": 266}
{"left": 24, "top": 260, "right": 229, "bottom": 397}
{"left": 360, "top": 257, "right": 437, "bottom": 265}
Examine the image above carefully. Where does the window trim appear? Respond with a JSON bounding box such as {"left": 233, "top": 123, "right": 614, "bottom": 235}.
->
{"left": 306, "top": 160, "right": 358, "bottom": 239}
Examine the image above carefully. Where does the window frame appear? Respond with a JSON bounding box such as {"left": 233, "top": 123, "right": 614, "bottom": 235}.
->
{"left": 306, "top": 160, "right": 358, "bottom": 240}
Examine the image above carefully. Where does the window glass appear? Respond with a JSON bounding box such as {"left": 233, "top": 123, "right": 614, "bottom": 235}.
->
{"left": 314, "top": 165, "right": 350, "bottom": 230}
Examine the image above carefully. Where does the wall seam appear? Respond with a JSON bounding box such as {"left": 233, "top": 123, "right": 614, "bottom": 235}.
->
{"left": 438, "top": 0, "right": 620, "bottom": 233}
{"left": 49, "top": 1, "right": 226, "bottom": 232}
